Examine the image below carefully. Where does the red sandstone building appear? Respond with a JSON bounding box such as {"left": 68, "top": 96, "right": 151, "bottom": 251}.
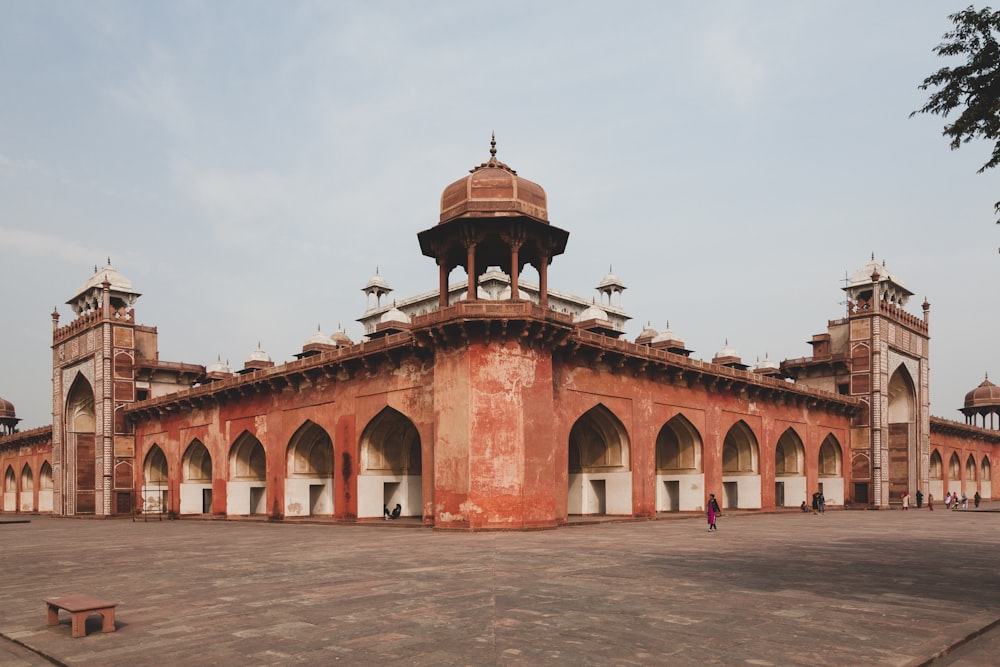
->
{"left": 2, "top": 142, "right": 998, "bottom": 527}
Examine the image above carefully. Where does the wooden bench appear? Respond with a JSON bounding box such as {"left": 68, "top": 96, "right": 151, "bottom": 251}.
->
{"left": 43, "top": 594, "right": 117, "bottom": 638}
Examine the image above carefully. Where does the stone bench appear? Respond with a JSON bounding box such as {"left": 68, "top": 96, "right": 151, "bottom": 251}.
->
{"left": 43, "top": 594, "right": 117, "bottom": 638}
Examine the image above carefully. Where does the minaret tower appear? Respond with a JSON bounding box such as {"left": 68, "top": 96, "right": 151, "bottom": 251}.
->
{"left": 51, "top": 259, "right": 141, "bottom": 516}
{"left": 842, "top": 256, "right": 930, "bottom": 508}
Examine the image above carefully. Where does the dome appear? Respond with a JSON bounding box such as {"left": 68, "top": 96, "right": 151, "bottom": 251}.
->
{"left": 576, "top": 304, "right": 609, "bottom": 322}
{"left": 598, "top": 271, "right": 624, "bottom": 290}
{"left": 753, "top": 355, "right": 780, "bottom": 373}
{"left": 364, "top": 271, "right": 391, "bottom": 292}
{"left": 964, "top": 375, "right": 1000, "bottom": 409}
{"left": 330, "top": 327, "right": 353, "bottom": 346}
{"left": 67, "top": 259, "right": 142, "bottom": 316}
{"left": 439, "top": 135, "right": 548, "bottom": 224}
{"left": 247, "top": 344, "right": 271, "bottom": 364}
{"left": 73, "top": 260, "right": 136, "bottom": 297}
{"left": 636, "top": 322, "right": 659, "bottom": 344}
{"left": 206, "top": 357, "right": 233, "bottom": 375}
{"left": 303, "top": 328, "right": 334, "bottom": 348}
{"left": 652, "top": 323, "right": 685, "bottom": 347}
{"left": 0, "top": 397, "right": 16, "bottom": 420}
{"left": 380, "top": 306, "right": 410, "bottom": 324}
{"left": 716, "top": 341, "right": 739, "bottom": 358}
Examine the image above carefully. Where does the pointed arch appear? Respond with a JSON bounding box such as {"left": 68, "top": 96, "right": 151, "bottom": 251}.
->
{"left": 144, "top": 446, "right": 168, "bottom": 484}
{"left": 230, "top": 432, "right": 266, "bottom": 481}
{"left": 569, "top": 404, "right": 629, "bottom": 473}
{"left": 887, "top": 365, "right": 916, "bottom": 503}
{"left": 285, "top": 421, "right": 334, "bottom": 517}
{"left": 3, "top": 465, "right": 15, "bottom": 512}
{"left": 568, "top": 404, "right": 632, "bottom": 515}
{"left": 775, "top": 429, "right": 804, "bottom": 476}
{"left": 773, "top": 428, "right": 805, "bottom": 508}
{"left": 361, "top": 408, "right": 421, "bottom": 475}
{"left": 228, "top": 431, "right": 267, "bottom": 516}
{"left": 722, "top": 421, "right": 758, "bottom": 474}
{"left": 930, "top": 450, "right": 943, "bottom": 479}
{"left": 20, "top": 464, "right": 33, "bottom": 491}
{"left": 656, "top": 414, "right": 702, "bottom": 472}
{"left": 39, "top": 462, "right": 53, "bottom": 490}
{"left": 948, "top": 452, "right": 961, "bottom": 481}
{"left": 38, "top": 461, "right": 53, "bottom": 512}
{"left": 358, "top": 408, "right": 422, "bottom": 519}
{"left": 183, "top": 440, "right": 213, "bottom": 482}
{"left": 818, "top": 435, "right": 843, "bottom": 477}
{"left": 66, "top": 374, "right": 96, "bottom": 433}
{"left": 721, "top": 420, "right": 761, "bottom": 510}
{"left": 180, "top": 440, "right": 213, "bottom": 515}
{"left": 655, "top": 413, "right": 704, "bottom": 512}
{"left": 142, "top": 445, "right": 169, "bottom": 515}
{"left": 983, "top": 456, "right": 993, "bottom": 499}
{"left": 965, "top": 454, "right": 977, "bottom": 483}
{"left": 66, "top": 373, "right": 97, "bottom": 514}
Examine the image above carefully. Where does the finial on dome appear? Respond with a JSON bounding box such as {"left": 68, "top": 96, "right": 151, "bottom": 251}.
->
{"left": 490, "top": 131, "right": 496, "bottom": 158}
{"left": 107, "top": 256, "right": 111, "bottom": 266}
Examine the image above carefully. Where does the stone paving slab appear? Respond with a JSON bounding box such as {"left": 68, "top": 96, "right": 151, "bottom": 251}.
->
{"left": 1, "top": 508, "right": 1000, "bottom": 666}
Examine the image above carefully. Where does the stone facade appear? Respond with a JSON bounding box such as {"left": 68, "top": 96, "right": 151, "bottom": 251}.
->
{"left": 2, "top": 144, "right": 999, "bottom": 527}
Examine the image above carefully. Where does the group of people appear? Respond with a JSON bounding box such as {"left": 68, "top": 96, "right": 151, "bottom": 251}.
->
{"left": 940, "top": 491, "right": 981, "bottom": 510}
{"left": 903, "top": 489, "right": 981, "bottom": 511}
{"left": 705, "top": 487, "right": 984, "bottom": 532}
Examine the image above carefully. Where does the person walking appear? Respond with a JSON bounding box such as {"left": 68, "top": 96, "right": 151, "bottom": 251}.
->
{"left": 975, "top": 491, "right": 982, "bottom": 508}
{"left": 916, "top": 489, "right": 923, "bottom": 508}
{"left": 961, "top": 492, "right": 968, "bottom": 509}
{"left": 706, "top": 493, "right": 720, "bottom": 532}
{"left": 818, "top": 491, "right": 826, "bottom": 515}
{"left": 944, "top": 492, "right": 952, "bottom": 509}
{"left": 928, "top": 494, "right": 934, "bottom": 511}
{"left": 902, "top": 492, "right": 909, "bottom": 511}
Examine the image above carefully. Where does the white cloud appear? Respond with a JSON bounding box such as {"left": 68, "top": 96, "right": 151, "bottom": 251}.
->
{"left": 0, "top": 227, "right": 100, "bottom": 263}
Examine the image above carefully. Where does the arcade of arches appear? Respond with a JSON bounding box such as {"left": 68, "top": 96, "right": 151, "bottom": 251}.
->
{"left": 3, "top": 142, "right": 1000, "bottom": 528}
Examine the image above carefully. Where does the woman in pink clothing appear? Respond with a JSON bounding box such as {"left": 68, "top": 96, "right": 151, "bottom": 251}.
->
{"left": 706, "top": 493, "right": 720, "bottom": 532}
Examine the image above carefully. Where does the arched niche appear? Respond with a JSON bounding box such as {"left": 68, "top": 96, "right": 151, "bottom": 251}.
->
{"left": 721, "top": 421, "right": 761, "bottom": 510}
{"left": 358, "top": 407, "right": 422, "bottom": 519}
{"left": 228, "top": 431, "right": 267, "bottom": 516}
{"left": 285, "top": 421, "right": 335, "bottom": 517}
{"left": 567, "top": 404, "right": 632, "bottom": 516}
{"left": 180, "top": 440, "right": 213, "bottom": 515}
{"left": 66, "top": 374, "right": 97, "bottom": 514}
{"left": 655, "top": 413, "right": 703, "bottom": 512}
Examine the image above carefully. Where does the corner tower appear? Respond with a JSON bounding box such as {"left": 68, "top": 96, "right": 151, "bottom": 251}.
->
{"left": 783, "top": 256, "right": 931, "bottom": 508}
{"left": 413, "top": 139, "right": 574, "bottom": 529}
{"left": 51, "top": 260, "right": 142, "bottom": 516}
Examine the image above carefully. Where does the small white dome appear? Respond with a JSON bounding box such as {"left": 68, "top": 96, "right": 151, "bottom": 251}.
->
{"left": 364, "top": 271, "right": 391, "bottom": 292}
{"left": 753, "top": 355, "right": 780, "bottom": 372}
{"left": 639, "top": 323, "right": 659, "bottom": 338}
{"left": 247, "top": 344, "right": 271, "bottom": 363}
{"left": 597, "top": 271, "right": 623, "bottom": 289}
{"left": 716, "top": 341, "right": 739, "bottom": 358}
{"left": 576, "top": 304, "right": 609, "bottom": 322}
{"left": 380, "top": 306, "right": 410, "bottom": 324}
{"left": 206, "top": 356, "right": 233, "bottom": 375}
{"left": 330, "top": 327, "right": 353, "bottom": 346}
{"left": 652, "top": 323, "right": 685, "bottom": 347}
{"left": 304, "top": 327, "right": 334, "bottom": 347}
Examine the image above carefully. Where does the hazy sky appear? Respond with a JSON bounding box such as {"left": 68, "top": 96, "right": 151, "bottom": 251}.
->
{"left": 2, "top": 2, "right": 998, "bottom": 430}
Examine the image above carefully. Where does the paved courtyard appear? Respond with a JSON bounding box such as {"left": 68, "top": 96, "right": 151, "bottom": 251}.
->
{"left": 1, "top": 507, "right": 999, "bottom": 666}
